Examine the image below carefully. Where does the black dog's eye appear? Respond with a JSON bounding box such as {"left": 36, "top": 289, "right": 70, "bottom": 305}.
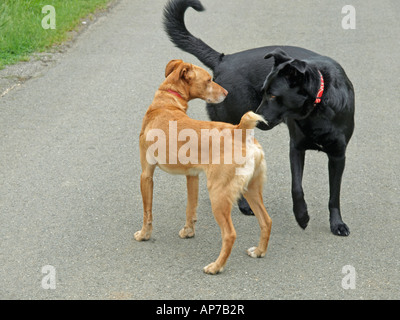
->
{"left": 264, "top": 89, "right": 276, "bottom": 99}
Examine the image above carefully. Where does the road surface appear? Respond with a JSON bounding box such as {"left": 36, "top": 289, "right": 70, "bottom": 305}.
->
{"left": 1, "top": 0, "right": 399, "bottom": 299}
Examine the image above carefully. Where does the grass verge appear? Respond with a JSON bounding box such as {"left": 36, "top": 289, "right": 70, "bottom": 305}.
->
{"left": 0, "top": 0, "right": 114, "bottom": 69}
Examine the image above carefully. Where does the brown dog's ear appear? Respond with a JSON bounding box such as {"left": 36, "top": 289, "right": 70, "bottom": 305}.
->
{"left": 165, "top": 59, "right": 183, "bottom": 78}
{"left": 180, "top": 64, "right": 193, "bottom": 83}
{"left": 165, "top": 60, "right": 193, "bottom": 83}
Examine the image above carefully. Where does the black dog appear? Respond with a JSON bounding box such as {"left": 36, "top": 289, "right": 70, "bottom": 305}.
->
{"left": 257, "top": 49, "right": 354, "bottom": 236}
{"left": 163, "top": 0, "right": 354, "bottom": 236}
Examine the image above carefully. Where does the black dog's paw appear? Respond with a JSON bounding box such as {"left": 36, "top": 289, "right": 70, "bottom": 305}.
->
{"left": 293, "top": 198, "right": 309, "bottom": 229}
{"left": 293, "top": 208, "right": 310, "bottom": 230}
{"left": 295, "top": 211, "right": 310, "bottom": 229}
{"left": 238, "top": 197, "right": 254, "bottom": 216}
{"left": 331, "top": 223, "right": 350, "bottom": 236}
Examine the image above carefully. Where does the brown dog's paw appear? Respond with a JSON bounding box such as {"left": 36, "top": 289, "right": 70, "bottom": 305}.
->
{"left": 134, "top": 230, "right": 151, "bottom": 241}
{"left": 203, "top": 262, "right": 224, "bottom": 275}
{"left": 179, "top": 227, "right": 195, "bottom": 239}
{"left": 247, "top": 246, "right": 266, "bottom": 258}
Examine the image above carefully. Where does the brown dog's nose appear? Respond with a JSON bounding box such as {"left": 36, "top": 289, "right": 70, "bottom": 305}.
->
{"left": 222, "top": 88, "right": 228, "bottom": 96}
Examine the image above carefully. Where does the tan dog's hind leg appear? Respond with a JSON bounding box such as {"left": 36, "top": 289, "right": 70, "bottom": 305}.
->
{"left": 179, "top": 175, "right": 199, "bottom": 239}
{"left": 135, "top": 165, "right": 156, "bottom": 241}
{"left": 204, "top": 191, "right": 236, "bottom": 274}
{"left": 243, "top": 175, "right": 272, "bottom": 258}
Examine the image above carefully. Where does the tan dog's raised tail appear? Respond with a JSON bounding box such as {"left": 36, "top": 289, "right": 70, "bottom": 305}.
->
{"left": 136, "top": 59, "right": 272, "bottom": 274}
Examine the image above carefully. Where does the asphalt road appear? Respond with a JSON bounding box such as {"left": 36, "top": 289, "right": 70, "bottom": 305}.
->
{"left": 1, "top": 0, "right": 399, "bottom": 300}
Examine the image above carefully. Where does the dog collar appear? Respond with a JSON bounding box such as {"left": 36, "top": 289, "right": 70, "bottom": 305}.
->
{"left": 167, "top": 89, "right": 184, "bottom": 100}
{"left": 314, "top": 70, "right": 324, "bottom": 106}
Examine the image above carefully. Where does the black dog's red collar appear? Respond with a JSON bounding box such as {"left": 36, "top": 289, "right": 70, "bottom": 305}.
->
{"left": 314, "top": 70, "right": 324, "bottom": 106}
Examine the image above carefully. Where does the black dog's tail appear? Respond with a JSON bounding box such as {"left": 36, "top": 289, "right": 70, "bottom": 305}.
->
{"left": 163, "top": 0, "right": 223, "bottom": 70}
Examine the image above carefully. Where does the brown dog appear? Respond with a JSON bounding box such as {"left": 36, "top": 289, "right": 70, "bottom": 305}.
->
{"left": 136, "top": 59, "right": 272, "bottom": 274}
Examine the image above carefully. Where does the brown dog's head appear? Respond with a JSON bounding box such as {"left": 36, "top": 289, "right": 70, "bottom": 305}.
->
{"left": 165, "top": 59, "right": 228, "bottom": 103}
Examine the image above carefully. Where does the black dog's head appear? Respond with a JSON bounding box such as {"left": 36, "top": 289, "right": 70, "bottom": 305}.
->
{"left": 256, "top": 48, "right": 321, "bottom": 130}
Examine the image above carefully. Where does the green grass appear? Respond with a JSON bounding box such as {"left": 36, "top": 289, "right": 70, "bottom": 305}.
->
{"left": 0, "top": 0, "right": 113, "bottom": 69}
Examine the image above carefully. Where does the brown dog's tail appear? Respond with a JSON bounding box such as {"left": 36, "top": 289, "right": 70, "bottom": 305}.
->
{"left": 237, "top": 112, "right": 268, "bottom": 130}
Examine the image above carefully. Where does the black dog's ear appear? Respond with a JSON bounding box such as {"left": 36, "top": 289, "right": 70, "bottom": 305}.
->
{"left": 281, "top": 59, "right": 308, "bottom": 78}
{"left": 264, "top": 48, "right": 291, "bottom": 66}
{"left": 290, "top": 59, "right": 307, "bottom": 74}
{"left": 264, "top": 49, "right": 307, "bottom": 74}
{"left": 279, "top": 60, "right": 308, "bottom": 87}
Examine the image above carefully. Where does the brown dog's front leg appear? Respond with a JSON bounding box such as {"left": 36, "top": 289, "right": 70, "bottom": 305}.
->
{"left": 179, "top": 175, "right": 199, "bottom": 239}
{"left": 135, "top": 166, "right": 155, "bottom": 241}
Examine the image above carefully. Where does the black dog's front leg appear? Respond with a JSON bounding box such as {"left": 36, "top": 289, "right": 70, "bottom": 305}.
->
{"left": 328, "top": 155, "right": 350, "bottom": 236}
{"left": 290, "top": 144, "right": 310, "bottom": 229}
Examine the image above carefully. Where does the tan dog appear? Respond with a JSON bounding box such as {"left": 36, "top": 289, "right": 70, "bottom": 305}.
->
{"left": 136, "top": 59, "right": 272, "bottom": 274}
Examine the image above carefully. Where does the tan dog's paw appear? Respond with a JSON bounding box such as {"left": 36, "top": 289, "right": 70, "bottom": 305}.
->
{"left": 203, "top": 262, "right": 224, "bottom": 275}
{"left": 179, "top": 227, "right": 195, "bottom": 239}
{"left": 134, "top": 230, "right": 151, "bottom": 241}
{"left": 247, "top": 246, "right": 266, "bottom": 258}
